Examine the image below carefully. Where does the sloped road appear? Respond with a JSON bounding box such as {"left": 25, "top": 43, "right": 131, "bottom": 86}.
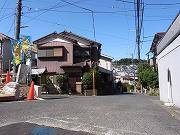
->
{"left": 0, "top": 94, "right": 180, "bottom": 135}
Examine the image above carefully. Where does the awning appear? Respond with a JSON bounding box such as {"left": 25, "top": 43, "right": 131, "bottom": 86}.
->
{"left": 31, "top": 68, "right": 46, "bottom": 75}
{"left": 98, "top": 67, "right": 112, "bottom": 75}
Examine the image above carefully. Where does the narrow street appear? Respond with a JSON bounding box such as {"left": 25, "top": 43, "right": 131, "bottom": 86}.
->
{"left": 0, "top": 94, "right": 180, "bottom": 135}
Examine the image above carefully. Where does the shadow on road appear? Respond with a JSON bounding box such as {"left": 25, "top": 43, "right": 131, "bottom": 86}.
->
{"left": 121, "top": 92, "right": 135, "bottom": 95}
{"left": 0, "top": 122, "right": 94, "bottom": 135}
{"left": 41, "top": 94, "right": 70, "bottom": 100}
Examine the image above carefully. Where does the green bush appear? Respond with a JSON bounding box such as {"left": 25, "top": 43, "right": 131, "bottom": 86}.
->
{"left": 148, "top": 89, "right": 159, "bottom": 96}
{"left": 46, "top": 75, "right": 53, "bottom": 85}
{"left": 138, "top": 63, "right": 159, "bottom": 89}
{"left": 56, "top": 74, "right": 68, "bottom": 84}
{"left": 122, "top": 83, "right": 134, "bottom": 93}
{"left": 56, "top": 74, "right": 68, "bottom": 94}
{"left": 82, "top": 69, "right": 105, "bottom": 95}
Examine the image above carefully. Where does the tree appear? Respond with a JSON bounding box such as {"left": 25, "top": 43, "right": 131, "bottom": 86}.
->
{"left": 113, "top": 58, "right": 146, "bottom": 66}
{"left": 82, "top": 69, "right": 105, "bottom": 95}
{"left": 56, "top": 74, "right": 68, "bottom": 94}
{"left": 137, "top": 63, "right": 159, "bottom": 89}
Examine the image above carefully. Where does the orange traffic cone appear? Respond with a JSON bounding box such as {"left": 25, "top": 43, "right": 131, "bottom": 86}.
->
{"left": 5, "top": 71, "right": 11, "bottom": 84}
{"left": 27, "top": 81, "right": 35, "bottom": 100}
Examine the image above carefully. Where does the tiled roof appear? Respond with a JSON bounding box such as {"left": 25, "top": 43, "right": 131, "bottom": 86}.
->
{"left": 33, "top": 32, "right": 58, "bottom": 44}
{"left": 59, "top": 31, "right": 101, "bottom": 46}
{"left": 33, "top": 31, "right": 101, "bottom": 46}
{"left": 0, "top": 33, "right": 13, "bottom": 40}
{"left": 38, "top": 41, "right": 71, "bottom": 48}
{"left": 150, "top": 32, "right": 166, "bottom": 53}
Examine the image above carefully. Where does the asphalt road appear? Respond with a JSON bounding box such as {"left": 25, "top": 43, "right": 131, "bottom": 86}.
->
{"left": 0, "top": 94, "right": 180, "bottom": 135}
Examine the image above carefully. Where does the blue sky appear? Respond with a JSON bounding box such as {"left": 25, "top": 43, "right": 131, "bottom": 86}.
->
{"left": 0, "top": 0, "right": 179, "bottom": 60}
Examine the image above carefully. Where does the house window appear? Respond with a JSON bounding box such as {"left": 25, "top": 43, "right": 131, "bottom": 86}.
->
{"left": 38, "top": 48, "right": 63, "bottom": 57}
{"left": 54, "top": 48, "right": 63, "bottom": 57}
{"left": 74, "top": 49, "right": 90, "bottom": 57}
{"left": 46, "top": 49, "right": 53, "bottom": 57}
{"left": 38, "top": 49, "right": 46, "bottom": 57}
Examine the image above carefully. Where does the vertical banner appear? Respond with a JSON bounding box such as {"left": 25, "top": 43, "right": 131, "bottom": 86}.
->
{"left": 11, "top": 36, "right": 32, "bottom": 66}
{"left": 11, "top": 40, "right": 21, "bottom": 66}
{"left": 21, "top": 36, "right": 31, "bottom": 66}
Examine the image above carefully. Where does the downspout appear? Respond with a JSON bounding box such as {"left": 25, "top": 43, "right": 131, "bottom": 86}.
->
{"left": 165, "top": 68, "right": 174, "bottom": 106}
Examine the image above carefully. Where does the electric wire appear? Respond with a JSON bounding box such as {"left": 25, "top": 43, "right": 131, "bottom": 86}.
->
{"left": 116, "top": 0, "right": 180, "bottom": 6}
{"left": 7, "top": 13, "right": 15, "bottom": 35}
{"left": 60, "top": 0, "right": 96, "bottom": 40}
{"left": 0, "top": 0, "right": 8, "bottom": 15}
{"left": 24, "top": 0, "right": 85, "bottom": 23}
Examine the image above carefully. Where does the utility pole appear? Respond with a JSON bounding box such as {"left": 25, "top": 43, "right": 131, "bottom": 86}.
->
{"left": 92, "top": 69, "right": 96, "bottom": 96}
{"left": 15, "top": 0, "right": 22, "bottom": 40}
{"left": 131, "top": 53, "right": 136, "bottom": 93}
{"left": 13, "top": 0, "right": 22, "bottom": 81}
{"left": 136, "top": 0, "right": 141, "bottom": 62}
{"left": 134, "top": 0, "right": 144, "bottom": 63}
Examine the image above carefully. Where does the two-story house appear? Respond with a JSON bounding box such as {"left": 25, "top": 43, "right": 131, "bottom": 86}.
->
{"left": 98, "top": 54, "right": 114, "bottom": 94}
{"left": 148, "top": 32, "right": 165, "bottom": 71}
{"left": 0, "top": 33, "right": 13, "bottom": 74}
{"left": 33, "top": 31, "right": 101, "bottom": 93}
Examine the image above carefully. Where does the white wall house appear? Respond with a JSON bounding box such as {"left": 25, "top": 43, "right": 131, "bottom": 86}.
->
{"left": 157, "top": 13, "right": 180, "bottom": 108}
{"left": 98, "top": 54, "right": 113, "bottom": 80}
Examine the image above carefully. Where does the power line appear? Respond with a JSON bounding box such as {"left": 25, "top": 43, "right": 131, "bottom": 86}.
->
{"left": 116, "top": 0, "right": 180, "bottom": 6}
{"left": 0, "top": 13, "right": 15, "bottom": 22}
{"left": 23, "top": 0, "right": 85, "bottom": 23}
{"left": 61, "top": 0, "right": 92, "bottom": 12}
{"left": 144, "top": 18, "right": 173, "bottom": 21}
{"left": 22, "top": 5, "right": 175, "bottom": 18}
{"left": 146, "top": 3, "right": 180, "bottom": 6}
{"left": 22, "top": 15, "right": 133, "bottom": 41}
{"left": 7, "top": 13, "right": 15, "bottom": 35}
{"left": 23, "top": 9, "right": 135, "bottom": 14}
{"left": 0, "top": 0, "right": 8, "bottom": 15}
{"left": 60, "top": 0, "right": 96, "bottom": 40}
{"left": 0, "top": 7, "right": 14, "bottom": 10}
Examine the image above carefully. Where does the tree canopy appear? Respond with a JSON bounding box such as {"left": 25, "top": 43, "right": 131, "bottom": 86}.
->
{"left": 113, "top": 58, "right": 146, "bottom": 65}
{"left": 137, "top": 63, "right": 159, "bottom": 89}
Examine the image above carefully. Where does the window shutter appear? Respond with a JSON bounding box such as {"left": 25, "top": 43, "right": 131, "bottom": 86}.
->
{"left": 54, "top": 48, "right": 63, "bottom": 57}
{"left": 38, "top": 50, "right": 46, "bottom": 57}
{"left": 46, "top": 49, "right": 53, "bottom": 57}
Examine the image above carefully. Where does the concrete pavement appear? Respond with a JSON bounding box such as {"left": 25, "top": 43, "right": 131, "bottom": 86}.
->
{"left": 0, "top": 94, "right": 180, "bottom": 135}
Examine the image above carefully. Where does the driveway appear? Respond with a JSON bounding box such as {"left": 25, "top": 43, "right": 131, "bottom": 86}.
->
{"left": 0, "top": 94, "right": 180, "bottom": 135}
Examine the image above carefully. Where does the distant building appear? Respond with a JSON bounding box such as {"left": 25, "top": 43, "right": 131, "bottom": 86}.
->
{"left": 113, "top": 64, "right": 137, "bottom": 85}
{"left": 0, "top": 33, "right": 13, "bottom": 74}
{"left": 157, "top": 13, "right": 180, "bottom": 108}
{"left": 99, "top": 54, "right": 113, "bottom": 80}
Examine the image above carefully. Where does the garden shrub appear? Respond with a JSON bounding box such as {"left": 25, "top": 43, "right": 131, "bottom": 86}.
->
{"left": 82, "top": 69, "right": 105, "bottom": 95}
